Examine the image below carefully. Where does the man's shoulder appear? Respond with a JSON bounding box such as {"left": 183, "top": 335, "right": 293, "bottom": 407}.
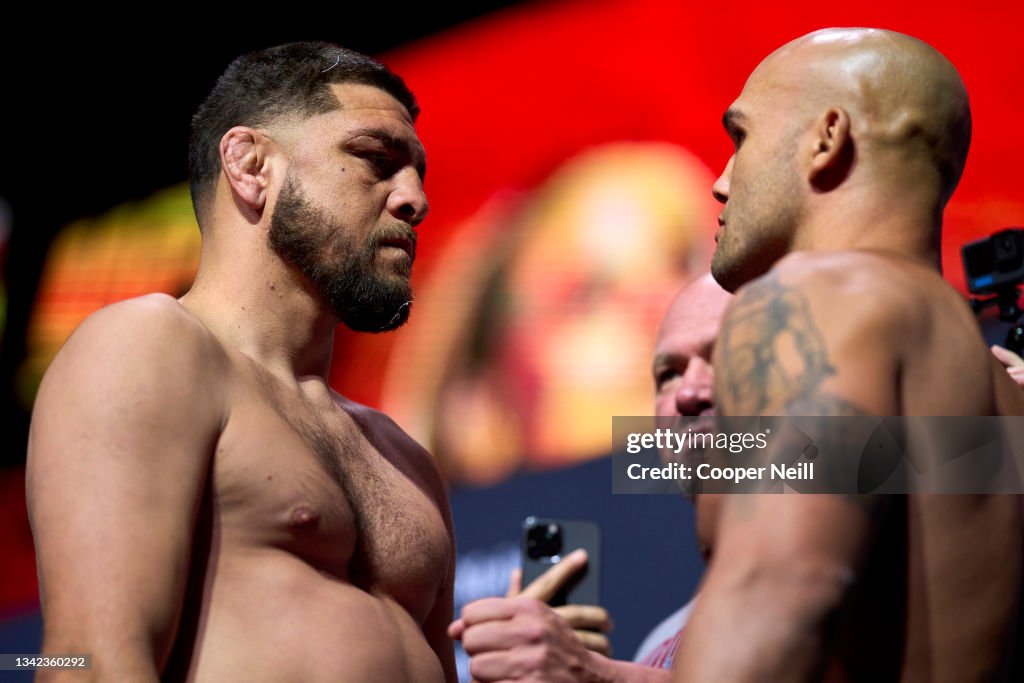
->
{"left": 760, "top": 250, "right": 937, "bottom": 298}
{"left": 31, "top": 294, "right": 229, "bottom": 469}
{"left": 718, "top": 250, "right": 993, "bottom": 415}
{"left": 61, "top": 294, "right": 224, "bottom": 363}
{"left": 736, "top": 250, "right": 957, "bottom": 330}
{"left": 41, "top": 294, "right": 229, "bottom": 404}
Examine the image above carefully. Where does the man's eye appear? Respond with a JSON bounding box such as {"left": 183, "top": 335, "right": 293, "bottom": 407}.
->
{"left": 366, "top": 154, "right": 398, "bottom": 177}
{"left": 655, "top": 368, "right": 681, "bottom": 390}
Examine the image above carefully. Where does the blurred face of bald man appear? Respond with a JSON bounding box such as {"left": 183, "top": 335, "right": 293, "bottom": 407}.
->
{"left": 652, "top": 275, "right": 732, "bottom": 418}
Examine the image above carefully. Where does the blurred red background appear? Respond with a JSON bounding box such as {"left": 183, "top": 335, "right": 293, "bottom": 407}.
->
{"left": 4, "top": 0, "right": 1023, "bottom": 618}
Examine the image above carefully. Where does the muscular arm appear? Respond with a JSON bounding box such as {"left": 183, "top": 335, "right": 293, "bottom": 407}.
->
{"left": 27, "top": 296, "right": 226, "bottom": 681}
{"left": 674, "top": 269, "right": 896, "bottom": 682}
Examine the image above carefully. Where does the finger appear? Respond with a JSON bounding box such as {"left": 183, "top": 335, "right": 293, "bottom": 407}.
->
{"left": 506, "top": 568, "right": 522, "bottom": 597}
{"left": 518, "top": 548, "right": 588, "bottom": 602}
{"left": 461, "top": 614, "right": 547, "bottom": 655}
{"left": 460, "top": 596, "right": 538, "bottom": 628}
{"left": 469, "top": 648, "right": 536, "bottom": 682}
{"left": 448, "top": 618, "right": 466, "bottom": 640}
{"left": 552, "top": 604, "right": 613, "bottom": 632}
{"left": 1009, "top": 367, "right": 1024, "bottom": 387}
{"left": 992, "top": 344, "right": 1024, "bottom": 368}
{"left": 574, "top": 629, "right": 612, "bottom": 656}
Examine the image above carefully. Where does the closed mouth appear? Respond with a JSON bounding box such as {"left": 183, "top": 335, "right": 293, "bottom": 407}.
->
{"left": 380, "top": 237, "right": 415, "bottom": 258}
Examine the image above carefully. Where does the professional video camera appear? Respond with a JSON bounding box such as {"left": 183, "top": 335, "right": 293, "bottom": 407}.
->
{"left": 962, "top": 227, "right": 1024, "bottom": 355}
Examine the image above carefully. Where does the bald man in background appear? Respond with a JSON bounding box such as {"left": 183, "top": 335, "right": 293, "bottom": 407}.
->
{"left": 449, "top": 275, "right": 732, "bottom": 682}
{"left": 673, "top": 28, "right": 1024, "bottom": 681}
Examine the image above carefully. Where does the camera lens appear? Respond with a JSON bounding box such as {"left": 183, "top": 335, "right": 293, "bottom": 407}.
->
{"left": 526, "top": 522, "right": 563, "bottom": 559}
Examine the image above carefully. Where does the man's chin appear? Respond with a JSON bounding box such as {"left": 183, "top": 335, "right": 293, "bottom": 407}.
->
{"left": 710, "top": 255, "right": 744, "bottom": 293}
{"left": 336, "top": 297, "right": 414, "bottom": 333}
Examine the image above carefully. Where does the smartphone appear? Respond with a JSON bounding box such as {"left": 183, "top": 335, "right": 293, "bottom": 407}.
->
{"left": 520, "top": 516, "right": 601, "bottom": 607}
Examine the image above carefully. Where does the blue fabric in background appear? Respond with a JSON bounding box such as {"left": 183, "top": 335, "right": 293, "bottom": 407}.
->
{"left": 449, "top": 454, "right": 704, "bottom": 680}
{"left": 0, "top": 610, "right": 42, "bottom": 682}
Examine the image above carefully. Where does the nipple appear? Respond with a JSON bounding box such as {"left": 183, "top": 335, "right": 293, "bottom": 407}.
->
{"left": 289, "top": 506, "right": 321, "bottom": 529}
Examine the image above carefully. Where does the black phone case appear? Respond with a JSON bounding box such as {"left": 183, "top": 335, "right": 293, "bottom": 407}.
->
{"left": 520, "top": 516, "right": 601, "bottom": 607}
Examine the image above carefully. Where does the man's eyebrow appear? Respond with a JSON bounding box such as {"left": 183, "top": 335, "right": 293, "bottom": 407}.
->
{"left": 343, "top": 126, "right": 427, "bottom": 177}
{"left": 652, "top": 352, "right": 684, "bottom": 372}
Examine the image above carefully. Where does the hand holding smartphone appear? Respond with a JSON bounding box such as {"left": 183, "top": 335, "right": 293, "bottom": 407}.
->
{"left": 520, "top": 516, "right": 601, "bottom": 607}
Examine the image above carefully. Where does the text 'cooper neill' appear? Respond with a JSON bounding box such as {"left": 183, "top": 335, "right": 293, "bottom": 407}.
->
{"left": 626, "top": 462, "right": 815, "bottom": 483}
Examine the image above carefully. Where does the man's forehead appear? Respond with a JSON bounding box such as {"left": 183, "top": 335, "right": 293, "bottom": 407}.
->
{"left": 657, "top": 282, "right": 731, "bottom": 339}
{"left": 328, "top": 82, "right": 416, "bottom": 125}
{"left": 293, "top": 82, "right": 425, "bottom": 164}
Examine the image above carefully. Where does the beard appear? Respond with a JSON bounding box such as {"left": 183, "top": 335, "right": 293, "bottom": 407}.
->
{"left": 268, "top": 174, "right": 416, "bottom": 332}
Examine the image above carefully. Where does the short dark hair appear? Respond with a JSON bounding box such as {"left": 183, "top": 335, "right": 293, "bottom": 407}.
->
{"left": 188, "top": 41, "right": 419, "bottom": 222}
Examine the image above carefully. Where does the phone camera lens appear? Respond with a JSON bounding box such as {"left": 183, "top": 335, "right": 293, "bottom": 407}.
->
{"left": 526, "top": 522, "right": 563, "bottom": 559}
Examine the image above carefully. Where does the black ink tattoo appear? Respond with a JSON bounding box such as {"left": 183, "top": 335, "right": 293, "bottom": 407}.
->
{"left": 718, "top": 273, "right": 835, "bottom": 415}
{"left": 716, "top": 275, "right": 886, "bottom": 518}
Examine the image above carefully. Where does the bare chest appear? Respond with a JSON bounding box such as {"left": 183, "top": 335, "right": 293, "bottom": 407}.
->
{"left": 211, "top": 381, "right": 450, "bottom": 623}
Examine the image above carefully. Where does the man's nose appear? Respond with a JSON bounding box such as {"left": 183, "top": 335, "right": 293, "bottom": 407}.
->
{"left": 674, "top": 361, "right": 714, "bottom": 417}
{"left": 387, "top": 168, "right": 429, "bottom": 226}
{"left": 712, "top": 156, "right": 733, "bottom": 204}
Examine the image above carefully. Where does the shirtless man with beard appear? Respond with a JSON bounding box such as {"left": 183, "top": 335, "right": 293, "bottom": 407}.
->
{"left": 674, "top": 28, "right": 1024, "bottom": 681}
{"left": 28, "top": 43, "right": 456, "bottom": 682}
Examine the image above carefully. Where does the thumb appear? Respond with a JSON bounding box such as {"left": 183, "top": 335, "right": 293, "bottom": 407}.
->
{"left": 518, "top": 549, "right": 588, "bottom": 602}
{"left": 506, "top": 568, "right": 523, "bottom": 597}
{"left": 448, "top": 618, "right": 466, "bottom": 640}
{"left": 992, "top": 344, "right": 1024, "bottom": 368}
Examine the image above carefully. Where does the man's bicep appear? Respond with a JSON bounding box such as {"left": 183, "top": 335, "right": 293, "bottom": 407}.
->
{"left": 27, "top": 301, "right": 224, "bottom": 670}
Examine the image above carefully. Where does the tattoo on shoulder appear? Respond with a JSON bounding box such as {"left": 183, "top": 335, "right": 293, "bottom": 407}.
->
{"left": 719, "top": 274, "right": 835, "bottom": 414}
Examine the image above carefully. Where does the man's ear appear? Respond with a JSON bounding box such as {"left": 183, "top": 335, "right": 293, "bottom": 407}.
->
{"left": 809, "top": 107, "right": 853, "bottom": 192}
{"left": 220, "top": 127, "right": 273, "bottom": 212}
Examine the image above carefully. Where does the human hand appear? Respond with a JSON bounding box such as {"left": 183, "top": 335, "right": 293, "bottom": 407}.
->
{"left": 449, "top": 592, "right": 613, "bottom": 682}
{"left": 505, "top": 549, "right": 612, "bottom": 655}
{"left": 992, "top": 344, "right": 1024, "bottom": 387}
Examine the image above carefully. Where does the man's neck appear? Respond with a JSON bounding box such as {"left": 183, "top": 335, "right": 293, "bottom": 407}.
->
{"left": 793, "top": 192, "right": 942, "bottom": 269}
{"left": 180, "top": 239, "right": 338, "bottom": 382}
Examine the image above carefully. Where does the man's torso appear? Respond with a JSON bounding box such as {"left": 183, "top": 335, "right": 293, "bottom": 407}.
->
{"left": 705, "top": 251, "right": 1024, "bottom": 681}
{"left": 165, "top": 307, "right": 452, "bottom": 682}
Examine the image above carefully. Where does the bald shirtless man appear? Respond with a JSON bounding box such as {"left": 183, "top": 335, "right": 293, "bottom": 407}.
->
{"left": 27, "top": 43, "right": 456, "bottom": 682}
{"left": 673, "top": 28, "right": 1024, "bottom": 681}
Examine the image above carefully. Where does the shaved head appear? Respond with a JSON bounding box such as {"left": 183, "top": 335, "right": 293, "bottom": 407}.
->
{"left": 657, "top": 273, "right": 732, "bottom": 346}
{"left": 711, "top": 28, "right": 971, "bottom": 291}
{"left": 653, "top": 274, "right": 732, "bottom": 419}
{"left": 753, "top": 28, "right": 971, "bottom": 202}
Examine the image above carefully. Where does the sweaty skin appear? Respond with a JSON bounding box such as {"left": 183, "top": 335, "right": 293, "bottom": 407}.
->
{"left": 28, "top": 82, "right": 456, "bottom": 683}
{"left": 679, "top": 29, "right": 1024, "bottom": 682}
